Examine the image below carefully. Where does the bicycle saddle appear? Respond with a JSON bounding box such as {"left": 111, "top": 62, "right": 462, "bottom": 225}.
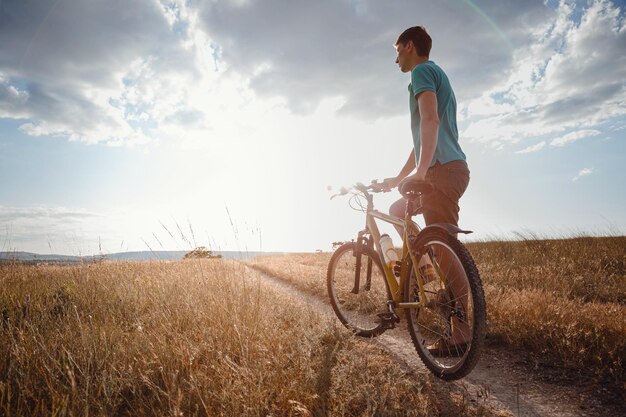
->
{"left": 399, "top": 179, "right": 433, "bottom": 199}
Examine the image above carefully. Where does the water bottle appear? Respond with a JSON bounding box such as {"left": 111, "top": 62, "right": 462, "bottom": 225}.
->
{"left": 379, "top": 234, "right": 399, "bottom": 267}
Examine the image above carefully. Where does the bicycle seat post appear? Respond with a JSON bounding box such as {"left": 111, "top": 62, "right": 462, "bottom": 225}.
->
{"left": 405, "top": 198, "right": 414, "bottom": 217}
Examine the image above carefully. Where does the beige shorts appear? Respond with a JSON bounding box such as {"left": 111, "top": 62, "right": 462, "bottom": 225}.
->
{"left": 421, "top": 160, "right": 470, "bottom": 226}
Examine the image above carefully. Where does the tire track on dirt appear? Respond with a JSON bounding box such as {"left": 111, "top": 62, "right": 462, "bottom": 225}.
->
{"left": 245, "top": 264, "right": 615, "bottom": 417}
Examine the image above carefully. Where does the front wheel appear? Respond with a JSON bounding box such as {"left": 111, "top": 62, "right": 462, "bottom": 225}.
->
{"left": 404, "top": 228, "right": 486, "bottom": 380}
{"left": 327, "top": 241, "right": 390, "bottom": 337}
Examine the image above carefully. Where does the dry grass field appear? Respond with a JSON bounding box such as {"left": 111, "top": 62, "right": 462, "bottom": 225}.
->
{"left": 247, "top": 236, "right": 626, "bottom": 385}
{"left": 0, "top": 259, "right": 505, "bottom": 417}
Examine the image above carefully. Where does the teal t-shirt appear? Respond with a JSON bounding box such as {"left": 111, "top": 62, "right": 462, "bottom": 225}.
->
{"left": 409, "top": 60, "right": 466, "bottom": 167}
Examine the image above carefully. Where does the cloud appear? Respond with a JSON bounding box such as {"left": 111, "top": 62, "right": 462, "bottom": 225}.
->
{"left": 573, "top": 167, "right": 593, "bottom": 181}
{"left": 516, "top": 141, "right": 546, "bottom": 154}
{"left": 462, "top": 0, "right": 626, "bottom": 148}
{"left": 0, "top": 75, "right": 29, "bottom": 117}
{"left": 194, "top": 0, "right": 549, "bottom": 118}
{"left": 0, "top": 205, "right": 158, "bottom": 254}
{"left": 550, "top": 129, "right": 601, "bottom": 147}
{"left": 0, "top": 0, "right": 622, "bottom": 149}
{"left": 0, "top": 205, "right": 99, "bottom": 222}
{"left": 0, "top": 0, "right": 202, "bottom": 145}
{"left": 0, "top": 205, "right": 102, "bottom": 252}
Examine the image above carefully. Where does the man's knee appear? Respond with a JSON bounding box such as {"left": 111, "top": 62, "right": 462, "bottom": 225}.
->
{"left": 390, "top": 198, "right": 405, "bottom": 217}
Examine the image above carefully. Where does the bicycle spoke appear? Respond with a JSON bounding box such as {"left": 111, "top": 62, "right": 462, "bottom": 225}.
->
{"left": 404, "top": 233, "right": 486, "bottom": 379}
{"left": 415, "top": 322, "right": 450, "bottom": 340}
{"left": 328, "top": 242, "right": 389, "bottom": 335}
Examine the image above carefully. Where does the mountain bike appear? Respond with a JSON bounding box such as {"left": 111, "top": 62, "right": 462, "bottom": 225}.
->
{"left": 327, "top": 179, "right": 486, "bottom": 380}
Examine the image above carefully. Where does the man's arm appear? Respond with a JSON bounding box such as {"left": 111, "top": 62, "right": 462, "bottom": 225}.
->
{"left": 414, "top": 90, "right": 439, "bottom": 180}
{"left": 379, "top": 91, "right": 439, "bottom": 190}
{"left": 385, "top": 91, "right": 439, "bottom": 191}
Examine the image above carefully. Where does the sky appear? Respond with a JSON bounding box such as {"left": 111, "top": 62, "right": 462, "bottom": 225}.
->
{"left": 0, "top": 0, "right": 625, "bottom": 255}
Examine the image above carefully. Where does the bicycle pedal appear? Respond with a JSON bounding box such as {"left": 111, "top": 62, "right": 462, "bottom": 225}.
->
{"left": 377, "top": 312, "right": 400, "bottom": 329}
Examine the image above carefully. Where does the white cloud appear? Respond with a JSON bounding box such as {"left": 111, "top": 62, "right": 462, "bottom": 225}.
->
{"left": 0, "top": 0, "right": 305, "bottom": 147}
{"left": 194, "top": 0, "right": 549, "bottom": 118}
{"left": 516, "top": 141, "right": 546, "bottom": 154}
{"left": 0, "top": 205, "right": 190, "bottom": 255}
{"left": 0, "top": 0, "right": 204, "bottom": 145}
{"left": 0, "top": 206, "right": 99, "bottom": 222}
{"left": 0, "top": 205, "right": 103, "bottom": 254}
{"left": 573, "top": 167, "right": 593, "bottom": 181}
{"left": 550, "top": 129, "right": 601, "bottom": 147}
{"left": 0, "top": 75, "right": 29, "bottom": 118}
{"left": 0, "top": 0, "right": 623, "bottom": 151}
{"left": 462, "top": 0, "right": 626, "bottom": 148}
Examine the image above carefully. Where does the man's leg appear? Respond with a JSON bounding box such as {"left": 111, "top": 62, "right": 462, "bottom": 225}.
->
{"left": 421, "top": 161, "right": 471, "bottom": 346}
{"left": 421, "top": 160, "right": 469, "bottom": 228}
{"left": 389, "top": 197, "right": 407, "bottom": 238}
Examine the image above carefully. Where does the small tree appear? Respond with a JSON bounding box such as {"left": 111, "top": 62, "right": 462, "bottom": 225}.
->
{"left": 332, "top": 241, "right": 345, "bottom": 251}
{"left": 184, "top": 246, "right": 222, "bottom": 259}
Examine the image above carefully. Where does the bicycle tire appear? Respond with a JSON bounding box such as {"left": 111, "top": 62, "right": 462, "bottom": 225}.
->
{"left": 404, "top": 228, "right": 486, "bottom": 380}
{"left": 327, "top": 241, "right": 390, "bottom": 337}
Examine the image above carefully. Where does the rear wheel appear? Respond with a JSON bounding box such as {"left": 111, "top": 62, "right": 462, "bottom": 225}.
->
{"left": 404, "top": 228, "right": 486, "bottom": 380}
{"left": 327, "top": 241, "right": 390, "bottom": 337}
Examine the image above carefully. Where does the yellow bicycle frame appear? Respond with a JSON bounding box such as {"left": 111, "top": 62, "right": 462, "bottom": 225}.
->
{"left": 363, "top": 194, "right": 434, "bottom": 310}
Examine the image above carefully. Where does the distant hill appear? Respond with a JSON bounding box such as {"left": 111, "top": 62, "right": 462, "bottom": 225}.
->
{"left": 0, "top": 250, "right": 285, "bottom": 263}
{"left": 0, "top": 251, "right": 84, "bottom": 262}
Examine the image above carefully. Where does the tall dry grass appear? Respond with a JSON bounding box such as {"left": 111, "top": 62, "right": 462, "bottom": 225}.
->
{"left": 469, "top": 237, "right": 625, "bottom": 383}
{"left": 467, "top": 236, "right": 625, "bottom": 303}
{"left": 0, "top": 260, "right": 504, "bottom": 416}
{"left": 246, "top": 236, "right": 626, "bottom": 384}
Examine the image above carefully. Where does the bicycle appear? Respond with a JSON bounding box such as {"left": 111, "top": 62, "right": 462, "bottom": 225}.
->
{"left": 327, "top": 179, "right": 486, "bottom": 380}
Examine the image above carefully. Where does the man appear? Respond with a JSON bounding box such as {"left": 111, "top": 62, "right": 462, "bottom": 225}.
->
{"left": 382, "top": 26, "right": 470, "bottom": 353}
{"left": 383, "top": 26, "right": 469, "bottom": 229}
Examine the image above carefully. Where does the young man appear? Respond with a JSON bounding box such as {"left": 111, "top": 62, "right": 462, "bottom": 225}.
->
{"left": 382, "top": 26, "right": 470, "bottom": 352}
{"left": 383, "top": 25, "right": 469, "bottom": 234}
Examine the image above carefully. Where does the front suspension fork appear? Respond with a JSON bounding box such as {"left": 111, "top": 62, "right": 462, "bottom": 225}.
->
{"left": 351, "top": 231, "right": 373, "bottom": 294}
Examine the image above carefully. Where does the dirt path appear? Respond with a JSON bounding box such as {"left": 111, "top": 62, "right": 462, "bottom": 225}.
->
{"left": 246, "top": 265, "right": 622, "bottom": 417}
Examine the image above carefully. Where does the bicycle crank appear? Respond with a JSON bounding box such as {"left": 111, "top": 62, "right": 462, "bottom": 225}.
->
{"left": 377, "top": 301, "right": 400, "bottom": 330}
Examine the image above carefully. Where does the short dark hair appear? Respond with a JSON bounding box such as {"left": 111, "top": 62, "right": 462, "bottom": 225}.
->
{"left": 395, "top": 26, "right": 432, "bottom": 57}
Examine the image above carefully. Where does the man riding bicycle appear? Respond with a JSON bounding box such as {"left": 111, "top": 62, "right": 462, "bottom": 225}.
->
{"left": 380, "top": 26, "right": 471, "bottom": 354}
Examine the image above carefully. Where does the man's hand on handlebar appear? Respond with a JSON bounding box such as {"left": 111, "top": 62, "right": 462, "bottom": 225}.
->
{"left": 369, "top": 176, "right": 402, "bottom": 192}
{"left": 384, "top": 176, "right": 403, "bottom": 190}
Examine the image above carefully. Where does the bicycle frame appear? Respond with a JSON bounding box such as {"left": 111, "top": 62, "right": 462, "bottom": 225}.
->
{"left": 358, "top": 188, "right": 433, "bottom": 310}
{"left": 331, "top": 184, "right": 486, "bottom": 380}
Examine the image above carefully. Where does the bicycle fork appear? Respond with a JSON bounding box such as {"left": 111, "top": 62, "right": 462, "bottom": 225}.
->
{"left": 351, "top": 231, "right": 373, "bottom": 294}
